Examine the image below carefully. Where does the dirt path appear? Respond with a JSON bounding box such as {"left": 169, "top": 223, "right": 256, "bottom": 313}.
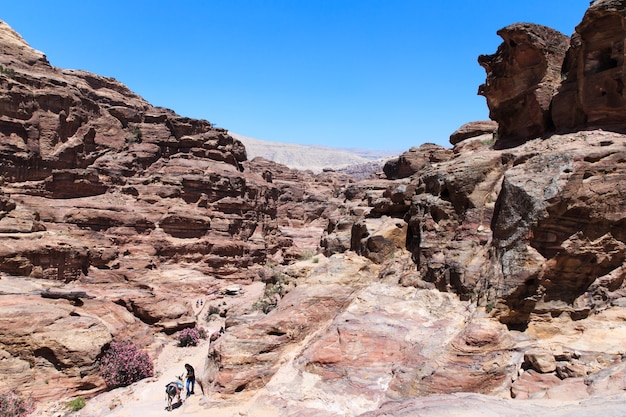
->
{"left": 74, "top": 282, "right": 277, "bottom": 417}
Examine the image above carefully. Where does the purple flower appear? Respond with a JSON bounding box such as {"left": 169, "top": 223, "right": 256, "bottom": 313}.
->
{"left": 98, "top": 340, "right": 154, "bottom": 388}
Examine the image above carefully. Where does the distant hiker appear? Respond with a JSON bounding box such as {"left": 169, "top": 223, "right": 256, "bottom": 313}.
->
{"left": 184, "top": 363, "right": 195, "bottom": 396}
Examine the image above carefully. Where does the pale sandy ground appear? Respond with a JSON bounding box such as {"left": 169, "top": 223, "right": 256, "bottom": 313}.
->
{"left": 75, "top": 333, "right": 278, "bottom": 417}
{"left": 54, "top": 282, "right": 280, "bottom": 417}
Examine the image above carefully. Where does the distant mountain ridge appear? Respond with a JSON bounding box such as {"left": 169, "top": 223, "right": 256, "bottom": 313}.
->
{"left": 230, "top": 132, "right": 400, "bottom": 173}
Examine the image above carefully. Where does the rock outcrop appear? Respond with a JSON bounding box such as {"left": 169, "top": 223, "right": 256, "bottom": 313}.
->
{"left": 200, "top": 2, "right": 626, "bottom": 412}
{"left": 553, "top": 0, "right": 626, "bottom": 131}
{"left": 478, "top": 23, "right": 570, "bottom": 148}
{"left": 449, "top": 120, "right": 498, "bottom": 145}
{"left": 382, "top": 143, "right": 453, "bottom": 180}
{"left": 200, "top": 128, "right": 626, "bottom": 417}
{"left": 477, "top": 0, "right": 626, "bottom": 147}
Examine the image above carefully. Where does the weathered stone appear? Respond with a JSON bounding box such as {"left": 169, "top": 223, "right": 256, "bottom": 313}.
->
{"left": 383, "top": 144, "right": 453, "bottom": 180}
{"left": 478, "top": 24, "right": 570, "bottom": 147}
{"left": 449, "top": 120, "right": 498, "bottom": 145}
{"left": 524, "top": 350, "right": 557, "bottom": 373}
{"left": 511, "top": 370, "right": 563, "bottom": 399}
{"left": 5, "top": 2, "right": 626, "bottom": 413}
{"left": 205, "top": 283, "right": 357, "bottom": 394}
{"left": 553, "top": 0, "right": 626, "bottom": 131}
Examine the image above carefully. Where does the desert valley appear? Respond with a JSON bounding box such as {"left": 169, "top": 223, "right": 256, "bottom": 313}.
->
{"left": 2, "top": 1, "right": 626, "bottom": 416}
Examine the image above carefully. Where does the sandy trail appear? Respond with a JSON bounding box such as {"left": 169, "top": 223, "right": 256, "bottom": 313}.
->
{"left": 77, "top": 307, "right": 218, "bottom": 417}
{"left": 74, "top": 283, "right": 279, "bottom": 417}
{"left": 84, "top": 333, "right": 278, "bottom": 417}
{"left": 97, "top": 343, "right": 209, "bottom": 417}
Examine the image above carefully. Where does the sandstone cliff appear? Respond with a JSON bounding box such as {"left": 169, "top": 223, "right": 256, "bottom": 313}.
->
{"left": 479, "top": 0, "right": 626, "bottom": 148}
{"left": 201, "top": 1, "right": 626, "bottom": 413}
{"left": 0, "top": 19, "right": 348, "bottom": 403}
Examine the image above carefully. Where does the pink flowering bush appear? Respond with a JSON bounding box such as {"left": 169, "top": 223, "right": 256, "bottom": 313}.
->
{"left": 176, "top": 327, "right": 207, "bottom": 347}
{"left": 0, "top": 391, "right": 35, "bottom": 417}
{"left": 98, "top": 340, "right": 154, "bottom": 388}
{"left": 176, "top": 327, "right": 200, "bottom": 347}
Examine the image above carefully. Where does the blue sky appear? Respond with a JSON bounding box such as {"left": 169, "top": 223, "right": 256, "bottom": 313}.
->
{"left": 3, "top": 1, "right": 590, "bottom": 151}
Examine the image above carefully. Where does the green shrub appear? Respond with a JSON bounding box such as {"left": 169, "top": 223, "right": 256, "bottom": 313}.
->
{"left": 125, "top": 127, "right": 143, "bottom": 146}
{"left": 481, "top": 136, "right": 496, "bottom": 147}
{"left": 132, "top": 127, "right": 142, "bottom": 139}
{"left": 0, "top": 65, "right": 16, "bottom": 78}
{"left": 252, "top": 298, "right": 278, "bottom": 314}
{"left": 197, "top": 326, "right": 208, "bottom": 339}
{"left": 299, "top": 250, "right": 315, "bottom": 261}
{"left": 252, "top": 270, "right": 292, "bottom": 314}
{"left": 205, "top": 305, "right": 221, "bottom": 321}
{"left": 66, "top": 396, "right": 86, "bottom": 412}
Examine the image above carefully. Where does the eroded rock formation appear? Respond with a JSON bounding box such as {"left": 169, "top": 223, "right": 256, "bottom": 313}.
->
{"left": 0, "top": 20, "right": 351, "bottom": 402}
{"left": 200, "top": 131, "right": 626, "bottom": 417}
{"left": 449, "top": 120, "right": 498, "bottom": 145}
{"left": 476, "top": 0, "right": 626, "bottom": 148}
{"left": 553, "top": 0, "right": 626, "bottom": 131}
{"left": 477, "top": 23, "right": 570, "bottom": 148}
{"left": 200, "top": 2, "right": 626, "bottom": 412}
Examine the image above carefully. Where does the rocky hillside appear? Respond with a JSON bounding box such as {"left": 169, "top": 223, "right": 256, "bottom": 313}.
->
{"left": 0, "top": 19, "right": 353, "bottom": 403}
{"left": 1, "top": 1, "right": 626, "bottom": 415}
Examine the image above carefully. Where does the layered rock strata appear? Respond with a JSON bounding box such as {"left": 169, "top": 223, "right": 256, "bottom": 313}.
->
{"left": 204, "top": 3, "right": 626, "bottom": 408}
{"left": 0, "top": 20, "right": 346, "bottom": 401}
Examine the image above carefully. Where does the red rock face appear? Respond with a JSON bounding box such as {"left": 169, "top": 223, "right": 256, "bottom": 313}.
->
{"left": 0, "top": 20, "right": 351, "bottom": 402}
{"left": 393, "top": 130, "right": 626, "bottom": 331}
{"left": 184, "top": 2, "right": 626, "bottom": 412}
{"left": 206, "top": 284, "right": 356, "bottom": 394}
{"left": 0, "top": 21, "right": 284, "bottom": 283}
{"left": 481, "top": 1, "right": 626, "bottom": 143}
{"left": 553, "top": 0, "right": 626, "bottom": 130}
{"left": 478, "top": 24, "right": 570, "bottom": 148}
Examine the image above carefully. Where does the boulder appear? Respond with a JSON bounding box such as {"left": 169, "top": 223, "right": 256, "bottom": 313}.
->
{"left": 524, "top": 350, "right": 557, "bottom": 373}
{"left": 449, "top": 120, "right": 498, "bottom": 145}
{"left": 383, "top": 144, "right": 453, "bottom": 180}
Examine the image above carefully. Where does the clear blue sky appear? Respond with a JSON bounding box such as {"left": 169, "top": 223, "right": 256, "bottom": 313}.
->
{"left": 3, "top": 1, "right": 590, "bottom": 151}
